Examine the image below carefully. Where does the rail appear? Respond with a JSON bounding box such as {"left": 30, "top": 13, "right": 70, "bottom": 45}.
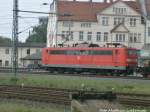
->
{"left": 116, "top": 93, "right": 150, "bottom": 107}
{"left": 0, "top": 85, "right": 149, "bottom": 107}
{"left": 0, "top": 85, "right": 71, "bottom": 105}
{"left": 0, "top": 67, "right": 149, "bottom": 80}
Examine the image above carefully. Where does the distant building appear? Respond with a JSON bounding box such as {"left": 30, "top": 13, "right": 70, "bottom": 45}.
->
{"left": 0, "top": 43, "right": 46, "bottom": 68}
{"left": 138, "top": 44, "right": 150, "bottom": 67}
{"left": 145, "top": 0, "right": 150, "bottom": 44}
{"left": 47, "top": 0, "right": 148, "bottom": 49}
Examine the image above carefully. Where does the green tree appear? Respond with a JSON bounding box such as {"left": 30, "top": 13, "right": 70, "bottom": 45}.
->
{"left": 26, "top": 17, "right": 48, "bottom": 43}
{"left": 0, "top": 36, "right": 11, "bottom": 44}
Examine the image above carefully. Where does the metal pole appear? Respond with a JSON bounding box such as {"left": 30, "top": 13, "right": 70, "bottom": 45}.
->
{"left": 55, "top": 0, "right": 58, "bottom": 47}
{"left": 12, "top": 0, "right": 19, "bottom": 77}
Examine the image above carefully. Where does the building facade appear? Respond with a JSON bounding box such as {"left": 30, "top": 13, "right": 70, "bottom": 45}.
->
{"left": 47, "top": 0, "right": 149, "bottom": 49}
{"left": 0, "top": 43, "right": 45, "bottom": 68}
{"left": 145, "top": 0, "right": 150, "bottom": 44}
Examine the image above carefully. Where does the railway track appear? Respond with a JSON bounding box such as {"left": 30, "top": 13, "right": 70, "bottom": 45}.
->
{"left": 0, "top": 67, "right": 149, "bottom": 80}
{"left": 116, "top": 93, "right": 150, "bottom": 107}
{"left": 0, "top": 85, "right": 71, "bottom": 105}
{"left": 0, "top": 85, "right": 149, "bottom": 107}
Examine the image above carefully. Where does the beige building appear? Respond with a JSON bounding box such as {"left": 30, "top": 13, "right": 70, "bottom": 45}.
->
{"left": 47, "top": 0, "right": 149, "bottom": 49}
{"left": 0, "top": 43, "right": 45, "bottom": 68}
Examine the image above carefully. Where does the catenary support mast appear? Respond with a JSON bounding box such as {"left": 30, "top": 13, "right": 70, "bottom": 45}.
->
{"left": 12, "top": 0, "right": 19, "bottom": 77}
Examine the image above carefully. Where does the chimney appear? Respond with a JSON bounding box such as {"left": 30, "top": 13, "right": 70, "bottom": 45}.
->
{"left": 110, "top": 0, "right": 113, "bottom": 3}
{"left": 89, "top": 0, "right": 92, "bottom": 2}
{"left": 104, "top": 0, "right": 107, "bottom": 3}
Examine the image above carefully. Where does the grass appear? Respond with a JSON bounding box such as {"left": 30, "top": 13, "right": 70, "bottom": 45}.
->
{"left": 0, "top": 99, "right": 67, "bottom": 112}
{"left": 0, "top": 73, "right": 150, "bottom": 94}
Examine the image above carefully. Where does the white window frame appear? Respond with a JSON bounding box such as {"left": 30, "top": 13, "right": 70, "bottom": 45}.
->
{"left": 87, "top": 32, "right": 92, "bottom": 41}
{"left": 79, "top": 31, "right": 84, "bottom": 41}
{"left": 5, "top": 48, "right": 9, "bottom": 54}
{"left": 96, "top": 32, "right": 101, "bottom": 41}
{"left": 148, "top": 27, "right": 150, "bottom": 37}
{"left": 5, "top": 60, "right": 9, "bottom": 67}
{"left": 104, "top": 32, "right": 108, "bottom": 42}
{"left": 102, "top": 17, "right": 109, "bottom": 26}
{"left": 130, "top": 18, "right": 136, "bottom": 27}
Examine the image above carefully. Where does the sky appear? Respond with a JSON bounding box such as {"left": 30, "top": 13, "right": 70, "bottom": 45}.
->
{"left": 0, "top": 0, "right": 51, "bottom": 42}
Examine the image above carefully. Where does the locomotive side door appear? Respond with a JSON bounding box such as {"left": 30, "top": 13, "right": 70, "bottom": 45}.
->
{"left": 113, "top": 50, "right": 119, "bottom": 66}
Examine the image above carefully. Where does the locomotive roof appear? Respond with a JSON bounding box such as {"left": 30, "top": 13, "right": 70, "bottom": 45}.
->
{"left": 45, "top": 47, "right": 136, "bottom": 50}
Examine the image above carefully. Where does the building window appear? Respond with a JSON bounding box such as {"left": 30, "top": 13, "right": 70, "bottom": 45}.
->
{"left": 27, "top": 49, "right": 30, "bottom": 55}
{"left": 116, "top": 34, "right": 125, "bottom": 42}
{"left": 5, "top": 48, "right": 9, "bottom": 54}
{"left": 0, "top": 60, "right": 2, "bottom": 67}
{"left": 62, "top": 31, "right": 73, "bottom": 41}
{"left": 36, "top": 49, "right": 41, "bottom": 53}
{"left": 79, "top": 31, "right": 84, "bottom": 41}
{"left": 62, "top": 31, "right": 68, "bottom": 40}
{"left": 104, "top": 32, "right": 108, "bottom": 42}
{"left": 113, "top": 7, "right": 127, "bottom": 15}
{"left": 70, "top": 32, "right": 74, "bottom": 41}
{"left": 148, "top": 27, "right": 150, "bottom": 37}
{"left": 102, "top": 17, "right": 109, "bottom": 26}
{"left": 116, "top": 34, "right": 119, "bottom": 42}
{"left": 129, "top": 33, "right": 133, "bottom": 43}
{"left": 138, "top": 33, "right": 141, "bottom": 43}
{"left": 130, "top": 18, "right": 136, "bottom": 27}
{"left": 63, "top": 21, "right": 73, "bottom": 27}
{"left": 96, "top": 32, "right": 101, "bottom": 41}
{"left": 87, "top": 32, "right": 92, "bottom": 41}
{"left": 123, "top": 34, "right": 125, "bottom": 42}
{"left": 119, "top": 34, "right": 122, "bottom": 42}
{"left": 81, "top": 23, "right": 91, "bottom": 28}
{"left": 141, "top": 16, "right": 145, "bottom": 24}
{"left": 129, "top": 33, "right": 140, "bottom": 43}
{"left": 5, "top": 60, "right": 9, "bottom": 67}
{"left": 134, "top": 33, "right": 137, "bottom": 42}
{"left": 114, "top": 17, "right": 124, "bottom": 25}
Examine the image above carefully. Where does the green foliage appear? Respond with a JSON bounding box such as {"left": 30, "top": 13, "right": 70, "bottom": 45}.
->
{"left": 26, "top": 17, "right": 48, "bottom": 43}
{"left": 10, "top": 77, "right": 19, "bottom": 85}
{"left": 0, "top": 36, "right": 11, "bottom": 44}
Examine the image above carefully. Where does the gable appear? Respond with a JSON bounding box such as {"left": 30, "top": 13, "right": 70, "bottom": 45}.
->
{"left": 99, "top": 1, "right": 141, "bottom": 16}
{"left": 111, "top": 23, "right": 129, "bottom": 33}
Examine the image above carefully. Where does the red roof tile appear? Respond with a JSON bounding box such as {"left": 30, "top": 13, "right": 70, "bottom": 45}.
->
{"left": 57, "top": 0, "right": 141, "bottom": 22}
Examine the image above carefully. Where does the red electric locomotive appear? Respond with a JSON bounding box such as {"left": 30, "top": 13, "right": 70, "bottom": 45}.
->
{"left": 42, "top": 46, "right": 137, "bottom": 75}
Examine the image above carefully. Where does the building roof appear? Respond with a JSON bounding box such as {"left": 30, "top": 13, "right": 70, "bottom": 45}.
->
{"left": 57, "top": 0, "right": 141, "bottom": 22}
{"left": 22, "top": 52, "right": 41, "bottom": 60}
{"left": 0, "top": 43, "right": 46, "bottom": 48}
